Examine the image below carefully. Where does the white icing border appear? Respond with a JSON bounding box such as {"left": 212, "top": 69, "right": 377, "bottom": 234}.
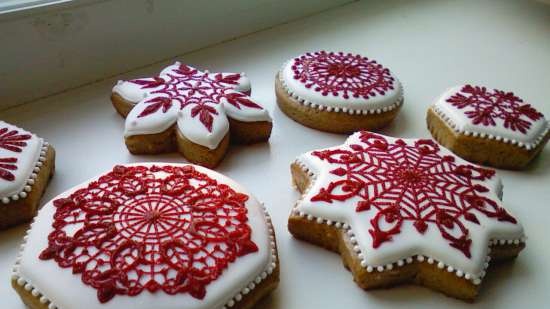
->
{"left": 431, "top": 101, "right": 550, "bottom": 151}
{"left": 277, "top": 62, "right": 404, "bottom": 115}
{"left": 1, "top": 141, "right": 49, "bottom": 204}
{"left": 11, "top": 166, "right": 278, "bottom": 309}
{"left": 291, "top": 159, "right": 526, "bottom": 286}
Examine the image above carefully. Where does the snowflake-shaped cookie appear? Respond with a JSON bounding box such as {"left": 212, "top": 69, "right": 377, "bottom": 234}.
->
{"left": 112, "top": 62, "right": 271, "bottom": 160}
{"left": 292, "top": 132, "right": 524, "bottom": 286}
{"left": 13, "top": 164, "right": 277, "bottom": 309}
{"left": 432, "top": 84, "right": 549, "bottom": 150}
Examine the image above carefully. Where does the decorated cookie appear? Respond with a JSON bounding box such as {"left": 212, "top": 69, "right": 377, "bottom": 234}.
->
{"left": 275, "top": 51, "right": 404, "bottom": 133}
{"left": 428, "top": 85, "right": 549, "bottom": 169}
{"left": 0, "top": 121, "right": 55, "bottom": 229}
{"left": 12, "top": 163, "right": 278, "bottom": 309}
{"left": 289, "top": 132, "right": 525, "bottom": 300}
{"left": 111, "top": 62, "right": 272, "bottom": 168}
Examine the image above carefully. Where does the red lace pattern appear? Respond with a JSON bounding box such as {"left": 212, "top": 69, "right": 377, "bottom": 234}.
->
{"left": 310, "top": 132, "right": 517, "bottom": 258}
{"left": 446, "top": 85, "right": 543, "bottom": 134}
{"left": 39, "top": 165, "right": 258, "bottom": 303}
{"left": 129, "top": 65, "right": 262, "bottom": 132}
{"left": 291, "top": 51, "right": 396, "bottom": 99}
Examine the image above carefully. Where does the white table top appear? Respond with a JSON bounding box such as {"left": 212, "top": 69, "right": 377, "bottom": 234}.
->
{"left": 1, "top": 0, "right": 549, "bottom": 308}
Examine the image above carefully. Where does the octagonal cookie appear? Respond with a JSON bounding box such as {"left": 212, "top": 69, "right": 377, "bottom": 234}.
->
{"left": 428, "top": 84, "right": 549, "bottom": 169}
{"left": 12, "top": 163, "right": 278, "bottom": 309}
{"left": 289, "top": 132, "right": 525, "bottom": 300}
{"left": 0, "top": 121, "right": 55, "bottom": 229}
{"left": 275, "top": 51, "right": 404, "bottom": 133}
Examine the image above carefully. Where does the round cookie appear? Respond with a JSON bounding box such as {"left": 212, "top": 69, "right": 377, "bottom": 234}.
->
{"left": 427, "top": 84, "right": 549, "bottom": 169}
{"left": 12, "top": 163, "right": 278, "bottom": 309}
{"left": 0, "top": 121, "right": 55, "bottom": 230}
{"left": 275, "top": 51, "right": 403, "bottom": 133}
{"left": 111, "top": 62, "right": 272, "bottom": 168}
{"left": 289, "top": 131, "right": 525, "bottom": 301}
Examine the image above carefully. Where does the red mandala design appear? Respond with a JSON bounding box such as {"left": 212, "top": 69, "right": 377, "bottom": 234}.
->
{"left": 130, "top": 65, "right": 262, "bottom": 132}
{"left": 0, "top": 157, "right": 18, "bottom": 181}
{"left": 291, "top": 51, "right": 396, "bottom": 99}
{"left": 310, "top": 132, "right": 517, "bottom": 258}
{"left": 39, "top": 165, "right": 258, "bottom": 303}
{"left": 0, "top": 126, "right": 31, "bottom": 153}
{"left": 446, "top": 85, "right": 543, "bottom": 134}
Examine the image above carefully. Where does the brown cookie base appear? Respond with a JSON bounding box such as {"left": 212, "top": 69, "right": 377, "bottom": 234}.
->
{"left": 275, "top": 74, "right": 401, "bottom": 133}
{"left": 112, "top": 93, "right": 271, "bottom": 168}
{"left": 0, "top": 144, "right": 55, "bottom": 230}
{"left": 427, "top": 107, "right": 549, "bottom": 169}
{"left": 288, "top": 162, "right": 524, "bottom": 301}
{"left": 12, "top": 215, "right": 280, "bottom": 309}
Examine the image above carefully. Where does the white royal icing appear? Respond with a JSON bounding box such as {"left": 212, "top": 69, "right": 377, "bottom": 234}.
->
{"left": 12, "top": 163, "right": 277, "bottom": 309}
{"left": 113, "top": 62, "right": 271, "bottom": 150}
{"left": 279, "top": 51, "right": 404, "bottom": 114}
{"left": 0, "top": 121, "right": 48, "bottom": 204}
{"left": 293, "top": 132, "right": 525, "bottom": 284}
{"left": 432, "top": 85, "right": 549, "bottom": 150}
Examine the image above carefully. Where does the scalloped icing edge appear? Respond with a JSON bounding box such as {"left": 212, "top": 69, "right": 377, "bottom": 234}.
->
{"left": 431, "top": 104, "right": 550, "bottom": 151}
{"left": 277, "top": 63, "right": 404, "bottom": 115}
{"left": 11, "top": 202, "right": 278, "bottom": 309}
{"left": 1, "top": 140, "right": 49, "bottom": 204}
{"left": 291, "top": 159, "right": 526, "bottom": 286}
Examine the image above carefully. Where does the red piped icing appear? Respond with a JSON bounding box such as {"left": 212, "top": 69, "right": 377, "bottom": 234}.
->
{"left": 0, "top": 126, "right": 32, "bottom": 153}
{"left": 39, "top": 165, "right": 258, "bottom": 303}
{"left": 0, "top": 157, "right": 18, "bottom": 181}
{"left": 446, "top": 85, "right": 543, "bottom": 134}
{"left": 129, "top": 65, "right": 262, "bottom": 132}
{"left": 309, "top": 132, "right": 517, "bottom": 258}
{"left": 291, "top": 51, "right": 396, "bottom": 99}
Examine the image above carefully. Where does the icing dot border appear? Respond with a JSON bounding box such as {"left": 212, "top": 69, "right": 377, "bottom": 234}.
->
{"left": 12, "top": 198, "right": 278, "bottom": 309}
{"left": 431, "top": 104, "right": 550, "bottom": 151}
{"left": 291, "top": 159, "right": 526, "bottom": 286}
{"left": 1, "top": 139, "right": 49, "bottom": 204}
{"left": 278, "top": 62, "right": 404, "bottom": 115}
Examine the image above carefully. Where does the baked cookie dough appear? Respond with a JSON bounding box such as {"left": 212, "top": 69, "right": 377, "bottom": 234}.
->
{"left": 276, "top": 51, "right": 403, "bottom": 133}
{"left": 112, "top": 63, "right": 272, "bottom": 168}
{"left": 13, "top": 163, "right": 278, "bottom": 309}
{"left": 289, "top": 131, "right": 525, "bottom": 301}
{"left": 428, "top": 84, "right": 549, "bottom": 169}
{"left": 0, "top": 121, "right": 54, "bottom": 230}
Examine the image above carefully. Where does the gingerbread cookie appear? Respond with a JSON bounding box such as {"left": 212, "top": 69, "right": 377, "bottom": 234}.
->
{"left": 275, "top": 51, "right": 403, "bottom": 133}
{"left": 0, "top": 121, "right": 55, "bottom": 229}
{"left": 12, "top": 163, "right": 278, "bottom": 309}
{"left": 289, "top": 132, "right": 525, "bottom": 300}
{"left": 111, "top": 62, "right": 272, "bottom": 168}
{"left": 428, "top": 84, "right": 549, "bottom": 169}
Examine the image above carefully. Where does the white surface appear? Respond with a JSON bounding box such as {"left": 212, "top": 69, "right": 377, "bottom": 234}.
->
{"left": 1, "top": 0, "right": 549, "bottom": 308}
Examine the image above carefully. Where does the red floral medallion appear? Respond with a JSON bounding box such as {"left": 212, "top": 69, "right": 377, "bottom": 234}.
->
{"left": 310, "top": 132, "right": 517, "bottom": 258}
{"left": 39, "top": 165, "right": 258, "bottom": 303}
{"left": 446, "top": 85, "right": 543, "bottom": 133}
{"left": 291, "top": 51, "right": 396, "bottom": 99}
{"left": 129, "top": 65, "right": 262, "bottom": 132}
{"left": 0, "top": 125, "right": 32, "bottom": 182}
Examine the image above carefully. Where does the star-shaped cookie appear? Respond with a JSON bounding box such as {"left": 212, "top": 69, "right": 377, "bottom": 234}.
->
{"left": 289, "top": 131, "right": 525, "bottom": 300}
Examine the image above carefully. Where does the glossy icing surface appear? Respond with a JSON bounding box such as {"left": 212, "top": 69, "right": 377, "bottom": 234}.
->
{"left": 14, "top": 163, "right": 275, "bottom": 309}
{"left": 294, "top": 132, "right": 524, "bottom": 281}
{"left": 0, "top": 121, "right": 43, "bottom": 201}
{"left": 113, "top": 63, "right": 271, "bottom": 149}
{"left": 280, "top": 51, "right": 403, "bottom": 112}
{"left": 433, "top": 85, "right": 549, "bottom": 150}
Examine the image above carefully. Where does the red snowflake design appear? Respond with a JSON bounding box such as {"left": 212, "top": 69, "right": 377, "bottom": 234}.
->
{"left": 446, "top": 85, "right": 543, "bottom": 134}
{"left": 310, "top": 132, "right": 517, "bottom": 258}
{"left": 130, "top": 64, "right": 262, "bottom": 132}
{"left": 0, "top": 157, "right": 18, "bottom": 181}
{"left": 0, "top": 126, "right": 31, "bottom": 153}
{"left": 291, "top": 51, "right": 396, "bottom": 99}
{"left": 39, "top": 165, "right": 258, "bottom": 303}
